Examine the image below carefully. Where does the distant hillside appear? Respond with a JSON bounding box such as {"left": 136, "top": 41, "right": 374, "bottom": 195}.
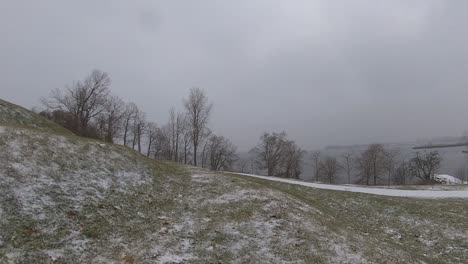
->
{"left": 413, "top": 142, "right": 468, "bottom": 150}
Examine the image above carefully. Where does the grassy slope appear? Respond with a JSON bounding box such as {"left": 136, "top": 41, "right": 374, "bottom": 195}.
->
{"left": 229, "top": 174, "right": 468, "bottom": 263}
{"left": 0, "top": 99, "right": 71, "bottom": 135}
{"left": 0, "top": 99, "right": 467, "bottom": 263}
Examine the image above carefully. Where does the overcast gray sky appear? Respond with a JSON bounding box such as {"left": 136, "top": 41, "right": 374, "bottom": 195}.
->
{"left": 2, "top": 0, "right": 468, "bottom": 151}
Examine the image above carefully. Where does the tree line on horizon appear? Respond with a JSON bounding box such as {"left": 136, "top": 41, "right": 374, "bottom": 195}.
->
{"left": 38, "top": 69, "right": 445, "bottom": 185}
{"left": 241, "top": 135, "right": 443, "bottom": 185}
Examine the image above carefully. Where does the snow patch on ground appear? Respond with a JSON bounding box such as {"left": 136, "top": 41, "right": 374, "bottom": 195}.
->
{"left": 191, "top": 173, "right": 213, "bottom": 183}
{"left": 232, "top": 173, "right": 468, "bottom": 198}
{"left": 331, "top": 242, "right": 367, "bottom": 264}
{"left": 157, "top": 253, "right": 195, "bottom": 264}
{"left": 432, "top": 174, "right": 464, "bottom": 184}
{"left": 205, "top": 189, "right": 269, "bottom": 205}
{"left": 44, "top": 249, "right": 64, "bottom": 262}
{"left": 0, "top": 128, "right": 155, "bottom": 262}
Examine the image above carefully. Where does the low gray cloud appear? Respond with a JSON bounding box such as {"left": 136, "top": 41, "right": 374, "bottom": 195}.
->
{"left": 2, "top": 0, "right": 467, "bottom": 151}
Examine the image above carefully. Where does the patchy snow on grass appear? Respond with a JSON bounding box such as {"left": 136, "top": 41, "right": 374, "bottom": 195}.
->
{"left": 205, "top": 189, "right": 269, "bottom": 205}
{"left": 13, "top": 179, "right": 55, "bottom": 220}
{"left": 0, "top": 127, "right": 159, "bottom": 262}
{"left": 43, "top": 249, "right": 64, "bottom": 262}
{"left": 231, "top": 173, "right": 468, "bottom": 198}
{"left": 191, "top": 173, "right": 214, "bottom": 183}
{"left": 2, "top": 105, "right": 468, "bottom": 264}
{"left": 2, "top": 130, "right": 152, "bottom": 211}
{"left": 157, "top": 253, "right": 195, "bottom": 264}
{"left": 330, "top": 242, "right": 367, "bottom": 264}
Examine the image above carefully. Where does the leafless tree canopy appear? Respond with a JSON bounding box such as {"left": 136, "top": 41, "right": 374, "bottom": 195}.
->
{"left": 310, "top": 151, "right": 322, "bottom": 182}
{"left": 184, "top": 87, "right": 213, "bottom": 166}
{"left": 37, "top": 69, "right": 450, "bottom": 187}
{"left": 131, "top": 111, "right": 146, "bottom": 153}
{"left": 122, "top": 102, "right": 139, "bottom": 147}
{"left": 382, "top": 148, "right": 399, "bottom": 185}
{"left": 42, "top": 70, "right": 111, "bottom": 137}
{"left": 355, "top": 144, "right": 386, "bottom": 185}
{"left": 280, "top": 141, "right": 306, "bottom": 178}
{"left": 319, "top": 156, "right": 341, "bottom": 184}
{"left": 98, "top": 95, "right": 125, "bottom": 143}
{"left": 410, "top": 151, "right": 442, "bottom": 182}
{"left": 145, "top": 122, "right": 159, "bottom": 158}
{"left": 250, "top": 132, "right": 305, "bottom": 178}
{"left": 206, "top": 135, "right": 238, "bottom": 171}
{"left": 393, "top": 160, "right": 412, "bottom": 185}
{"left": 38, "top": 70, "right": 241, "bottom": 170}
{"left": 251, "top": 132, "right": 287, "bottom": 176}
{"left": 167, "top": 109, "right": 185, "bottom": 162}
{"left": 341, "top": 152, "right": 354, "bottom": 184}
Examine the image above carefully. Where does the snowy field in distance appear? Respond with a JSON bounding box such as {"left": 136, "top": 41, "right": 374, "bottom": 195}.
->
{"left": 231, "top": 173, "right": 468, "bottom": 198}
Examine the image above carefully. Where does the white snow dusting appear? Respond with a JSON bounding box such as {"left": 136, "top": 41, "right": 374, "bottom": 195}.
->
{"left": 232, "top": 173, "right": 468, "bottom": 198}
{"left": 432, "top": 174, "right": 464, "bottom": 184}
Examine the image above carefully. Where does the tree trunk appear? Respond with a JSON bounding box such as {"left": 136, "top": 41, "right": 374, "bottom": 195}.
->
{"left": 147, "top": 140, "right": 152, "bottom": 157}
{"left": 175, "top": 134, "right": 179, "bottom": 162}
{"left": 193, "top": 144, "right": 198, "bottom": 166}
{"left": 184, "top": 142, "right": 188, "bottom": 164}
{"left": 123, "top": 120, "right": 129, "bottom": 146}
{"left": 106, "top": 116, "right": 113, "bottom": 143}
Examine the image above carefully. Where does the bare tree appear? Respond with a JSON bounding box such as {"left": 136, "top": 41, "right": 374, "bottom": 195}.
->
{"left": 310, "top": 151, "right": 322, "bottom": 182}
{"left": 99, "top": 95, "right": 125, "bottom": 143}
{"left": 42, "top": 69, "right": 111, "bottom": 136}
{"left": 410, "top": 151, "right": 442, "bottom": 183}
{"left": 153, "top": 125, "right": 172, "bottom": 160}
{"left": 184, "top": 87, "right": 213, "bottom": 166}
{"left": 207, "top": 135, "right": 238, "bottom": 171}
{"left": 341, "top": 152, "right": 354, "bottom": 184}
{"left": 355, "top": 149, "right": 373, "bottom": 185}
{"left": 237, "top": 158, "right": 250, "bottom": 173}
{"left": 369, "top": 144, "right": 385, "bottom": 185}
{"left": 174, "top": 111, "right": 184, "bottom": 162}
{"left": 180, "top": 115, "right": 193, "bottom": 164}
{"left": 319, "top": 156, "right": 341, "bottom": 184}
{"left": 168, "top": 107, "right": 177, "bottom": 161}
{"left": 131, "top": 111, "right": 146, "bottom": 153}
{"left": 146, "top": 122, "right": 159, "bottom": 157}
{"left": 200, "top": 128, "right": 213, "bottom": 168}
{"left": 250, "top": 132, "right": 304, "bottom": 178}
{"left": 355, "top": 144, "right": 386, "bottom": 185}
{"left": 383, "top": 148, "right": 399, "bottom": 185}
{"left": 122, "top": 102, "right": 139, "bottom": 147}
{"left": 394, "top": 160, "right": 412, "bottom": 185}
{"left": 250, "top": 132, "right": 287, "bottom": 176}
{"left": 279, "top": 141, "right": 306, "bottom": 179}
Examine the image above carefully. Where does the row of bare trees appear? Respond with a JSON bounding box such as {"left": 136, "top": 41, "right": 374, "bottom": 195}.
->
{"left": 310, "top": 144, "right": 442, "bottom": 185}
{"left": 40, "top": 69, "right": 238, "bottom": 170}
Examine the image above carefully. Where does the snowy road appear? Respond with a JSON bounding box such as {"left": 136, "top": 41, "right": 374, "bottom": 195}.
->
{"left": 231, "top": 173, "right": 468, "bottom": 198}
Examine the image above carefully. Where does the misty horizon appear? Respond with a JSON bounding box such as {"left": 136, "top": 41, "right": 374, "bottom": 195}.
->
{"left": 2, "top": 1, "right": 468, "bottom": 151}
